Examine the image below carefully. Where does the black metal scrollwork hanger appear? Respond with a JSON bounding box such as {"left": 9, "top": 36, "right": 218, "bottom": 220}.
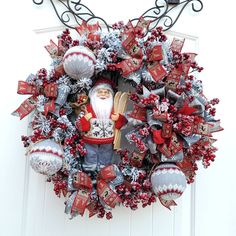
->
{"left": 32, "top": 0, "right": 203, "bottom": 31}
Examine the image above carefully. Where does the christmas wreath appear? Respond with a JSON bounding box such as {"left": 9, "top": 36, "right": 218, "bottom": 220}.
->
{"left": 13, "top": 18, "right": 223, "bottom": 220}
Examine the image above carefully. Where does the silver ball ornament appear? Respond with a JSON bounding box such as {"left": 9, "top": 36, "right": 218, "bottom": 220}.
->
{"left": 28, "top": 139, "right": 64, "bottom": 176}
{"left": 151, "top": 163, "right": 187, "bottom": 201}
{"left": 63, "top": 46, "right": 96, "bottom": 80}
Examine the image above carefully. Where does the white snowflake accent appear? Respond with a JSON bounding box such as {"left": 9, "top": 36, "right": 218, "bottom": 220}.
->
{"left": 127, "top": 72, "right": 141, "bottom": 84}
{"left": 88, "top": 119, "right": 114, "bottom": 139}
{"left": 158, "top": 100, "right": 170, "bottom": 113}
{"left": 101, "top": 30, "right": 122, "bottom": 52}
{"left": 52, "top": 127, "right": 64, "bottom": 142}
{"left": 36, "top": 95, "right": 48, "bottom": 112}
{"left": 141, "top": 70, "right": 155, "bottom": 83}
{"left": 33, "top": 113, "right": 51, "bottom": 135}
{"left": 95, "top": 60, "right": 106, "bottom": 72}
{"left": 122, "top": 167, "right": 142, "bottom": 182}
{"left": 57, "top": 115, "right": 76, "bottom": 137}
{"left": 57, "top": 75, "right": 71, "bottom": 86}
{"left": 76, "top": 77, "right": 92, "bottom": 90}
{"left": 97, "top": 48, "right": 113, "bottom": 63}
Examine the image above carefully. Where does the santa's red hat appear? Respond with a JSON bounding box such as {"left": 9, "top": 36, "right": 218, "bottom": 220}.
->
{"left": 93, "top": 77, "right": 116, "bottom": 88}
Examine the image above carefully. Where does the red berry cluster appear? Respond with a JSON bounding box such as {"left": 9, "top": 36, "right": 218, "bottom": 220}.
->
{"left": 116, "top": 171, "right": 156, "bottom": 210}
{"left": 59, "top": 29, "right": 73, "bottom": 49}
{"left": 205, "top": 98, "right": 220, "bottom": 116}
{"left": 21, "top": 135, "right": 30, "bottom": 147}
{"left": 187, "top": 139, "right": 218, "bottom": 168}
{"left": 96, "top": 204, "right": 113, "bottom": 220}
{"left": 64, "top": 134, "right": 81, "bottom": 156}
{"left": 173, "top": 114, "right": 194, "bottom": 136}
{"left": 76, "top": 141, "right": 87, "bottom": 156}
{"left": 144, "top": 27, "right": 167, "bottom": 47}
{"left": 191, "top": 62, "right": 204, "bottom": 72}
{"left": 127, "top": 133, "right": 147, "bottom": 153}
{"left": 138, "top": 127, "right": 150, "bottom": 137}
{"left": 51, "top": 174, "right": 68, "bottom": 197}
{"left": 37, "top": 68, "right": 47, "bottom": 80}
{"left": 130, "top": 93, "right": 140, "bottom": 103}
{"left": 84, "top": 35, "right": 103, "bottom": 51}
{"left": 172, "top": 51, "right": 184, "bottom": 66}
{"left": 30, "top": 129, "right": 48, "bottom": 143}
{"left": 117, "top": 149, "right": 130, "bottom": 165}
{"left": 140, "top": 94, "right": 159, "bottom": 106}
{"left": 112, "top": 21, "right": 125, "bottom": 30}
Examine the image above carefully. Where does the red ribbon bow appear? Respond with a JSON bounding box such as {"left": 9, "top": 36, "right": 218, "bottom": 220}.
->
{"left": 71, "top": 165, "right": 121, "bottom": 217}
{"left": 76, "top": 21, "right": 101, "bottom": 41}
{"left": 45, "top": 38, "right": 65, "bottom": 58}
{"left": 12, "top": 80, "right": 58, "bottom": 119}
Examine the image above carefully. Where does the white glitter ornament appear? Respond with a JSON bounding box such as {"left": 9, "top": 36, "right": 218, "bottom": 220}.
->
{"left": 63, "top": 46, "right": 96, "bottom": 80}
{"left": 28, "top": 139, "right": 64, "bottom": 176}
{"left": 151, "top": 163, "right": 187, "bottom": 201}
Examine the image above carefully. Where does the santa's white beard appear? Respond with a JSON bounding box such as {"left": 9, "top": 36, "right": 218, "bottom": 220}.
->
{"left": 90, "top": 94, "right": 113, "bottom": 121}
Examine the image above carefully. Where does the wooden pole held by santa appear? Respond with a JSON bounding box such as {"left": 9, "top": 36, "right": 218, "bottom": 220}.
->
{"left": 113, "top": 92, "right": 129, "bottom": 150}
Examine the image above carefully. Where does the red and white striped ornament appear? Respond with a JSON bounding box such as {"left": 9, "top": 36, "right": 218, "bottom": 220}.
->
{"left": 28, "top": 139, "right": 64, "bottom": 176}
{"left": 151, "top": 163, "right": 187, "bottom": 201}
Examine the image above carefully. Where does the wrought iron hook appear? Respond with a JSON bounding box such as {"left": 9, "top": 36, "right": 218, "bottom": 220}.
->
{"left": 32, "top": 0, "right": 203, "bottom": 31}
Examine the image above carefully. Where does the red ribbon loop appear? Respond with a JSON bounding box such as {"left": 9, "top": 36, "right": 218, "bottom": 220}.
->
{"left": 76, "top": 21, "right": 101, "bottom": 42}
{"left": 71, "top": 165, "right": 121, "bottom": 216}
{"left": 71, "top": 172, "right": 93, "bottom": 216}
{"left": 97, "top": 165, "right": 121, "bottom": 208}
{"left": 17, "top": 81, "right": 39, "bottom": 95}
{"left": 13, "top": 81, "right": 58, "bottom": 119}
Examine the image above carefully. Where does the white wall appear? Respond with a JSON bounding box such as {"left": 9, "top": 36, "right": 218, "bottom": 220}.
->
{"left": 1, "top": 1, "right": 236, "bottom": 235}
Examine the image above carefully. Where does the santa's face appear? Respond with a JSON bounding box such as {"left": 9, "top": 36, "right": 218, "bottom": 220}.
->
{"left": 96, "top": 88, "right": 111, "bottom": 100}
{"left": 90, "top": 86, "right": 113, "bottom": 120}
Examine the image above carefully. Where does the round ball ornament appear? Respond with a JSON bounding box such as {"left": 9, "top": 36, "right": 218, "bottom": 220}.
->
{"left": 151, "top": 163, "right": 187, "bottom": 201}
{"left": 28, "top": 139, "right": 64, "bottom": 176}
{"left": 63, "top": 46, "right": 96, "bottom": 80}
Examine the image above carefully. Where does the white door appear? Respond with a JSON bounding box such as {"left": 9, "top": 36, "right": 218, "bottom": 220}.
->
{"left": 1, "top": 1, "right": 235, "bottom": 236}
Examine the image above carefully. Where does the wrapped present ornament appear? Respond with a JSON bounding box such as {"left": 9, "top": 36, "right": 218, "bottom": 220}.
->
{"left": 151, "top": 163, "right": 187, "bottom": 201}
{"left": 63, "top": 46, "right": 96, "bottom": 80}
{"left": 28, "top": 139, "right": 64, "bottom": 176}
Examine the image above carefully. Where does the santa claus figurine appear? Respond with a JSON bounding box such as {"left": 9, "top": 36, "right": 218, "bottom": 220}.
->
{"left": 75, "top": 78, "right": 127, "bottom": 171}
